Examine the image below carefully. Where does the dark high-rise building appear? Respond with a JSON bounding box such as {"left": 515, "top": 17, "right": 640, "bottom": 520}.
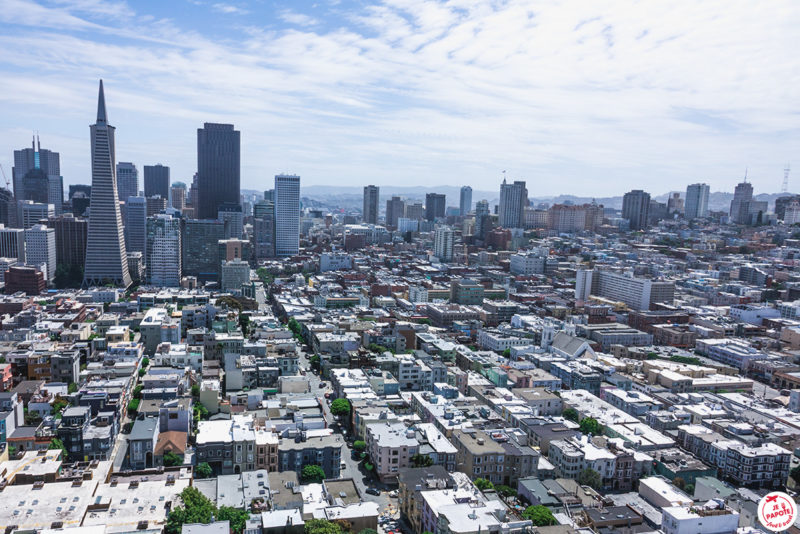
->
{"left": 474, "top": 199, "right": 491, "bottom": 239}
{"left": 622, "top": 189, "right": 651, "bottom": 231}
{"left": 0, "top": 188, "right": 13, "bottom": 226}
{"left": 363, "top": 185, "right": 379, "bottom": 225}
{"left": 82, "top": 80, "right": 132, "bottom": 288}
{"left": 146, "top": 196, "right": 168, "bottom": 217}
{"left": 125, "top": 196, "right": 147, "bottom": 262}
{"left": 386, "top": 196, "right": 405, "bottom": 229}
{"left": 47, "top": 214, "right": 88, "bottom": 269}
{"left": 425, "top": 193, "right": 446, "bottom": 222}
{"left": 498, "top": 179, "right": 527, "bottom": 228}
{"left": 460, "top": 186, "right": 472, "bottom": 216}
{"left": 183, "top": 219, "right": 225, "bottom": 283}
{"left": 12, "top": 136, "right": 60, "bottom": 201}
{"left": 4, "top": 265, "right": 45, "bottom": 295}
{"left": 730, "top": 182, "right": 753, "bottom": 223}
{"left": 116, "top": 162, "right": 139, "bottom": 201}
{"left": 144, "top": 164, "right": 170, "bottom": 199}
{"left": 196, "top": 123, "right": 240, "bottom": 219}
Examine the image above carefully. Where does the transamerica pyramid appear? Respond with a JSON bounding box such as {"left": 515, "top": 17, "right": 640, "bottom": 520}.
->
{"left": 82, "top": 80, "right": 132, "bottom": 288}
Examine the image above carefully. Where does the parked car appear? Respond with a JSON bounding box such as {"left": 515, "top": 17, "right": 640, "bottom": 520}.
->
{"left": 366, "top": 487, "right": 381, "bottom": 496}
{"left": 388, "top": 490, "right": 398, "bottom": 498}
{"left": 318, "top": 382, "right": 327, "bottom": 388}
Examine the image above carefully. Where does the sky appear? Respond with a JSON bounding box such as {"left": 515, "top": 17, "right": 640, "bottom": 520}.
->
{"left": 1, "top": 0, "right": 799, "bottom": 197}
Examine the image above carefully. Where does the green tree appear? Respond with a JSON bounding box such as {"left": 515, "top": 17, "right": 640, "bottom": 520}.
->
{"left": 165, "top": 487, "right": 217, "bottom": 534}
{"left": 195, "top": 462, "right": 213, "bottom": 478}
{"left": 304, "top": 519, "right": 343, "bottom": 534}
{"left": 301, "top": 464, "right": 326, "bottom": 484}
{"left": 309, "top": 354, "right": 321, "bottom": 370}
{"left": 502, "top": 348, "right": 512, "bottom": 358}
{"left": 25, "top": 410, "right": 42, "bottom": 425}
{"left": 521, "top": 505, "right": 556, "bottom": 526}
{"left": 411, "top": 453, "right": 434, "bottom": 467}
{"left": 163, "top": 451, "right": 183, "bottom": 467}
{"left": 494, "top": 485, "right": 517, "bottom": 499}
{"left": 194, "top": 403, "right": 209, "bottom": 421}
{"left": 672, "top": 476, "right": 686, "bottom": 490}
{"left": 133, "top": 385, "right": 144, "bottom": 399}
{"left": 52, "top": 396, "right": 69, "bottom": 413}
{"left": 141, "top": 357, "right": 150, "bottom": 368}
{"left": 352, "top": 440, "right": 366, "bottom": 452}
{"left": 474, "top": 478, "right": 494, "bottom": 491}
{"left": 127, "top": 398, "right": 140, "bottom": 416}
{"left": 239, "top": 314, "right": 250, "bottom": 336}
{"left": 577, "top": 468, "right": 603, "bottom": 491}
{"left": 357, "top": 529, "right": 378, "bottom": 534}
{"left": 330, "top": 398, "right": 351, "bottom": 417}
{"left": 579, "top": 417, "right": 603, "bottom": 436}
{"left": 562, "top": 407, "right": 579, "bottom": 422}
{"left": 217, "top": 506, "right": 250, "bottom": 534}
{"left": 138, "top": 368, "right": 146, "bottom": 377}
{"left": 49, "top": 437, "right": 67, "bottom": 455}
{"left": 191, "top": 384, "right": 200, "bottom": 397}
{"left": 68, "top": 382, "right": 78, "bottom": 394}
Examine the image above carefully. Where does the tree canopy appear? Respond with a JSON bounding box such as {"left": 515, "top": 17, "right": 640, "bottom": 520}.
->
{"left": 301, "top": 464, "right": 326, "bottom": 484}
{"left": 474, "top": 478, "right": 494, "bottom": 491}
{"left": 521, "top": 505, "right": 556, "bottom": 526}
{"left": 304, "top": 519, "right": 343, "bottom": 534}
{"left": 195, "top": 462, "right": 213, "bottom": 478}
{"left": 411, "top": 454, "right": 434, "bottom": 467}
{"left": 579, "top": 417, "right": 603, "bottom": 436}
{"left": 577, "top": 468, "right": 603, "bottom": 491}
{"left": 330, "top": 398, "right": 351, "bottom": 417}
{"left": 562, "top": 407, "right": 579, "bottom": 422}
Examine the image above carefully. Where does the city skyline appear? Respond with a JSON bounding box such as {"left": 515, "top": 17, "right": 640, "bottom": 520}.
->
{"left": 1, "top": 0, "right": 798, "bottom": 195}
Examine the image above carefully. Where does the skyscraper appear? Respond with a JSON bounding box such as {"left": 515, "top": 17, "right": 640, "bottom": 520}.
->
{"left": 274, "top": 174, "right": 300, "bottom": 257}
{"left": 183, "top": 219, "right": 225, "bottom": 282}
{"left": 171, "top": 182, "right": 187, "bottom": 210}
{"left": 474, "top": 200, "right": 490, "bottom": 239}
{"left": 498, "top": 179, "right": 527, "bottom": 228}
{"left": 46, "top": 214, "right": 87, "bottom": 270}
{"left": 460, "top": 186, "right": 472, "bottom": 216}
{"left": 196, "top": 123, "right": 240, "bottom": 219}
{"left": 730, "top": 181, "right": 753, "bottom": 223}
{"left": 425, "top": 193, "right": 446, "bottom": 222}
{"left": 116, "top": 162, "right": 139, "bottom": 201}
{"left": 362, "top": 185, "right": 379, "bottom": 225}
{"left": 218, "top": 202, "right": 244, "bottom": 239}
{"left": 125, "top": 196, "right": 147, "bottom": 262}
{"left": 433, "top": 225, "right": 454, "bottom": 262}
{"left": 622, "top": 189, "right": 651, "bottom": 231}
{"left": 144, "top": 164, "right": 170, "bottom": 199}
{"left": 12, "top": 136, "right": 60, "bottom": 201}
{"left": 385, "top": 196, "right": 405, "bottom": 229}
{"left": 685, "top": 183, "right": 710, "bottom": 220}
{"left": 146, "top": 213, "right": 181, "bottom": 287}
{"left": 82, "top": 80, "right": 132, "bottom": 288}
{"left": 24, "top": 224, "right": 56, "bottom": 283}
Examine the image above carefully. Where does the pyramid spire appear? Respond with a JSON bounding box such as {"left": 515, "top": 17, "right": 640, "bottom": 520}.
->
{"left": 97, "top": 79, "right": 107, "bottom": 123}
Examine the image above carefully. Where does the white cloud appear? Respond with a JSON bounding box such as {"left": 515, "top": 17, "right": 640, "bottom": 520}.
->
{"left": 211, "top": 2, "right": 248, "bottom": 15}
{"left": 0, "top": 0, "right": 798, "bottom": 197}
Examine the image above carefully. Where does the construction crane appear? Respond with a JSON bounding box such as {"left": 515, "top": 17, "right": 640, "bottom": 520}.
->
{"left": 783, "top": 164, "right": 791, "bottom": 193}
{"left": 0, "top": 163, "right": 10, "bottom": 190}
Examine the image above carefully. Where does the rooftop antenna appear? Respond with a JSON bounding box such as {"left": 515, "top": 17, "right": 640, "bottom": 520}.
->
{"left": 783, "top": 164, "right": 791, "bottom": 193}
{"left": 743, "top": 168, "right": 748, "bottom": 183}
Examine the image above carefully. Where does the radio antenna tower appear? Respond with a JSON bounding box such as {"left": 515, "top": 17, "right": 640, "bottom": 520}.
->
{"left": 782, "top": 164, "right": 791, "bottom": 193}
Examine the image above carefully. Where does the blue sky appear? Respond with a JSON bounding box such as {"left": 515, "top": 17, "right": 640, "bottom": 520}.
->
{"left": 1, "top": 0, "right": 798, "bottom": 196}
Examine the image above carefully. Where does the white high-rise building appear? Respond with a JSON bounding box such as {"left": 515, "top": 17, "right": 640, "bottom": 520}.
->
{"left": 24, "top": 224, "right": 56, "bottom": 283}
{"left": 684, "top": 183, "right": 710, "bottom": 220}
{"left": 0, "top": 226, "right": 26, "bottom": 262}
{"left": 433, "top": 225, "right": 454, "bottom": 262}
{"left": 146, "top": 214, "right": 181, "bottom": 287}
{"left": 83, "top": 80, "right": 132, "bottom": 288}
{"left": 274, "top": 174, "right": 300, "bottom": 257}
{"left": 125, "top": 196, "right": 147, "bottom": 262}
{"left": 221, "top": 259, "right": 250, "bottom": 293}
